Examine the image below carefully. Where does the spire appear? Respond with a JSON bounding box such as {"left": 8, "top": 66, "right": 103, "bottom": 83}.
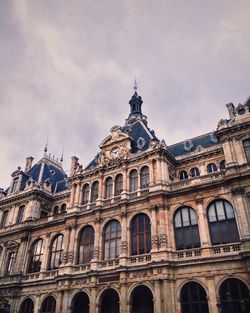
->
{"left": 44, "top": 138, "right": 48, "bottom": 156}
{"left": 129, "top": 79, "right": 143, "bottom": 115}
{"left": 60, "top": 149, "right": 64, "bottom": 163}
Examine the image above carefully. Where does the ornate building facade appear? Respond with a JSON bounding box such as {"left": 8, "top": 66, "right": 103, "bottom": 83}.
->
{"left": 0, "top": 89, "right": 250, "bottom": 313}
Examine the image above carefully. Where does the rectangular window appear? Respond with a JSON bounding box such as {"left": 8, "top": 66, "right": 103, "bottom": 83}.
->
{"left": 16, "top": 206, "right": 25, "bottom": 223}
{"left": 0, "top": 211, "right": 8, "bottom": 227}
{"left": 11, "top": 177, "right": 19, "bottom": 193}
{"left": 6, "top": 252, "right": 16, "bottom": 275}
{"left": 243, "top": 139, "right": 250, "bottom": 162}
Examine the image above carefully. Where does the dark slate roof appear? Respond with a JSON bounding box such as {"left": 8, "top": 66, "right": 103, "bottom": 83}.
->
{"left": 244, "top": 96, "right": 250, "bottom": 110}
{"left": 25, "top": 157, "right": 68, "bottom": 193}
{"left": 167, "top": 132, "right": 219, "bottom": 157}
{"left": 122, "top": 120, "right": 155, "bottom": 153}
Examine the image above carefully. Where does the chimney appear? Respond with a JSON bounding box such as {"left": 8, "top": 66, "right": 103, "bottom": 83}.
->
{"left": 70, "top": 156, "right": 79, "bottom": 175}
{"left": 24, "top": 157, "right": 34, "bottom": 172}
{"left": 226, "top": 103, "right": 235, "bottom": 120}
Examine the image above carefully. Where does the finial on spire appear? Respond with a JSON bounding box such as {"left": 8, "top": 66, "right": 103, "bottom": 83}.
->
{"left": 133, "top": 77, "right": 138, "bottom": 93}
{"left": 44, "top": 138, "right": 48, "bottom": 155}
{"left": 60, "top": 149, "right": 64, "bottom": 163}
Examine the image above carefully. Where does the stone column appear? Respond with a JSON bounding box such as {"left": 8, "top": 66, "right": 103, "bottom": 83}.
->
{"left": 206, "top": 277, "right": 219, "bottom": 313}
{"left": 158, "top": 206, "right": 167, "bottom": 251}
{"left": 120, "top": 213, "right": 128, "bottom": 257}
{"left": 62, "top": 226, "right": 71, "bottom": 264}
{"left": 41, "top": 234, "right": 50, "bottom": 271}
{"left": 56, "top": 291, "right": 63, "bottom": 313}
{"left": 75, "top": 183, "right": 81, "bottom": 205}
{"left": 68, "top": 225, "right": 76, "bottom": 264}
{"left": 120, "top": 283, "right": 127, "bottom": 313}
{"left": 151, "top": 206, "right": 159, "bottom": 252}
{"left": 156, "top": 159, "right": 162, "bottom": 182}
{"left": 154, "top": 280, "right": 162, "bottom": 313}
{"left": 231, "top": 188, "right": 250, "bottom": 238}
{"left": 195, "top": 196, "right": 210, "bottom": 247}
{"left": 69, "top": 184, "right": 76, "bottom": 207}
{"left": 90, "top": 287, "right": 97, "bottom": 313}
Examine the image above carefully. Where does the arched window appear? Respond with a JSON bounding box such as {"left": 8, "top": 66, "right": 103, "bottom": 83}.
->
{"left": 60, "top": 203, "right": 66, "bottom": 213}
{"left": 207, "top": 163, "right": 217, "bottom": 173}
{"left": 190, "top": 167, "right": 200, "bottom": 178}
{"left": 91, "top": 181, "right": 99, "bottom": 202}
{"left": 0, "top": 210, "right": 9, "bottom": 227}
{"left": 131, "top": 213, "right": 151, "bottom": 255}
{"left": 243, "top": 139, "right": 250, "bottom": 162}
{"left": 82, "top": 184, "right": 90, "bottom": 204}
{"left": 180, "top": 282, "right": 209, "bottom": 313}
{"left": 140, "top": 166, "right": 149, "bottom": 189}
{"left": 28, "top": 239, "right": 43, "bottom": 273}
{"left": 174, "top": 207, "right": 200, "bottom": 250}
{"left": 49, "top": 234, "right": 64, "bottom": 270}
{"left": 220, "top": 160, "right": 226, "bottom": 171}
{"left": 179, "top": 170, "right": 188, "bottom": 180}
{"left": 129, "top": 170, "right": 138, "bottom": 192}
{"left": 100, "top": 289, "right": 120, "bottom": 313}
{"left": 105, "top": 177, "right": 113, "bottom": 199}
{"left": 53, "top": 206, "right": 59, "bottom": 215}
{"left": 20, "top": 298, "right": 34, "bottom": 313}
{"left": 131, "top": 285, "right": 153, "bottom": 313}
{"left": 207, "top": 200, "right": 240, "bottom": 245}
{"left": 41, "top": 296, "right": 56, "bottom": 313}
{"left": 103, "top": 220, "right": 121, "bottom": 260}
{"left": 77, "top": 226, "right": 95, "bottom": 264}
{"left": 72, "top": 292, "right": 90, "bottom": 313}
{"left": 219, "top": 278, "right": 250, "bottom": 313}
{"left": 115, "top": 174, "right": 123, "bottom": 196}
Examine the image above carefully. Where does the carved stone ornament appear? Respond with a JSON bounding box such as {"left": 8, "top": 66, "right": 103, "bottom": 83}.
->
{"left": 149, "top": 138, "right": 160, "bottom": 150}
{"left": 217, "top": 119, "right": 230, "bottom": 130}
{"left": 183, "top": 139, "right": 193, "bottom": 151}
{"left": 93, "top": 246, "right": 100, "bottom": 260}
{"left": 151, "top": 235, "right": 159, "bottom": 249}
{"left": 209, "top": 132, "right": 218, "bottom": 143}
{"left": 61, "top": 252, "right": 68, "bottom": 264}
{"left": 159, "top": 233, "right": 168, "bottom": 248}
{"left": 67, "top": 252, "right": 74, "bottom": 264}
{"left": 231, "top": 187, "right": 245, "bottom": 196}
{"left": 120, "top": 241, "right": 128, "bottom": 255}
{"left": 195, "top": 195, "right": 203, "bottom": 204}
{"left": 137, "top": 137, "right": 146, "bottom": 149}
{"left": 133, "top": 271, "right": 147, "bottom": 278}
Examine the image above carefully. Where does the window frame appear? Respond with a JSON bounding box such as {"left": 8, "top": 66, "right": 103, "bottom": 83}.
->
{"left": 129, "top": 169, "right": 138, "bottom": 192}
{"left": 131, "top": 213, "right": 151, "bottom": 255}
{"left": 103, "top": 220, "right": 121, "bottom": 260}
{"left": 243, "top": 139, "right": 250, "bottom": 163}
{"left": 104, "top": 177, "right": 113, "bottom": 199}
{"left": 115, "top": 174, "right": 123, "bottom": 196}
{"left": 174, "top": 206, "right": 201, "bottom": 250}
{"left": 40, "top": 296, "right": 56, "bottom": 313}
{"left": 140, "top": 166, "right": 150, "bottom": 189}
{"left": 82, "top": 184, "right": 90, "bottom": 205}
{"left": 16, "top": 205, "right": 25, "bottom": 223}
{"left": 48, "top": 234, "right": 64, "bottom": 270}
{"left": 91, "top": 181, "right": 99, "bottom": 202}
{"left": 77, "top": 225, "right": 95, "bottom": 264}
{"left": 28, "top": 239, "right": 44, "bottom": 273}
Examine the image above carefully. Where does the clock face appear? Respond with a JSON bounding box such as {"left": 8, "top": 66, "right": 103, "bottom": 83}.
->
{"left": 111, "top": 147, "right": 120, "bottom": 158}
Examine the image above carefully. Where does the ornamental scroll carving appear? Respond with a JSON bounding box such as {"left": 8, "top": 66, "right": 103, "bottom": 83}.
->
{"left": 93, "top": 246, "right": 100, "bottom": 260}
{"left": 159, "top": 233, "right": 168, "bottom": 248}
{"left": 120, "top": 241, "right": 128, "bottom": 255}
{"left": 151, "top": 235, "right": 159, "bottom": 249}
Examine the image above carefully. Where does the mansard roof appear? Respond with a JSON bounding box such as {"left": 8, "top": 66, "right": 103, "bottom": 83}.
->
{"left": 26, "top": 156, "right": 67, "bottom": 193}
{"left": 168, "top": 132, "right": 219, "bottom": 158}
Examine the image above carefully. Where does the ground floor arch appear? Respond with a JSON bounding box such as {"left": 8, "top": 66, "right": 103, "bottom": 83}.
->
{"left": 130, "top": 285, "right": 154, "bottom": 313}
{"left": 180, "top": 281, "right": 209, "bottom": 313}
{"left": 99, "top": 288, "right": 120, "bottom": 313}
{"left": 219, "top": 278, "right": 250, "bottom": 313}
{"left": 72, "top": 292, "right": 90, "bottom": 313}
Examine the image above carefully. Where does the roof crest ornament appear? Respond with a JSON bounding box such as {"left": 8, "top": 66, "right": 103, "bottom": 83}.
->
{"left": 133, "top": 77, "right": 138, "bottom": 93}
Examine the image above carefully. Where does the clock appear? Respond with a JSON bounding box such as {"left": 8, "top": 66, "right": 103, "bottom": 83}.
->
{"left": 110, "top": 147, "right": 120, "bottom": 159}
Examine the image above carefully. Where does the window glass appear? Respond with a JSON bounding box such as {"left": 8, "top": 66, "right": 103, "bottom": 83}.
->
{"left": 103, "top": 220, "right": 121, "bottom": 260}
{"left": 175, "top": 211, "right": 182, "bottom": 228}
{"left": 1, "top": 210, "right": 9, "bottom": 227}
{"left": 28, "top": 239, "right": 43, "bottom": 273}
{"left": 49, "top": 235, "right": 64, "bottom": 270}
{"left": 105, "top": 177, "right": 113, "bottom": 199}
{"left": 6, "top": 252, "right": 16, "bottom": 275}
{"left": 140, "top": 166, "right": 149, "bottom": 189}
{"left": 207, "top": 200, "right": 240, "bottom": 245}
{"left": 130, "top": 170, "right": 138, "bottom": 192}
{"left": 82, "top": 184, "right": 90, "bottom": 204}
{"left": 182, "top": 208, "right": 190, "bottom": 226}
{"left": 131, "top": 214, "right": 151, "bottom": 255}
{"left": 91, "top": 181, "right": 99, "bottom": 202}
{"left": 115, "top": 174, "right": 123, "bottom": 196}
{"left": 191, "top": 167, "right": 200, "bottom": 177}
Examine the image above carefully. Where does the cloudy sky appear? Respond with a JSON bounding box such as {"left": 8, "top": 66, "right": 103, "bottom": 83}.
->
{"left": 0, "top": 0, "right": 249, "bottom": 188}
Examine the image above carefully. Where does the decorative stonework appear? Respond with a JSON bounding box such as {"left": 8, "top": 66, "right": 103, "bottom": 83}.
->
{"left": 120, "top": 241, "right": 128, "bottom": 255}
{"left": 231, "top": 187, "right": 245, "bottom": 196}
{"left": 137, "top": 137, "right": 146, "bottom": 149}
{"left": 159, "top": 233, "right": 168, "bottom": 248}
{"left": 93, "top": 246, "right": 100, "bottom": 260}
{"left": 183, "top": 139, "right": 193, "bottom": 151}
{"left": 195, "top": 195, "right": 203, "bottom": 204}
{"left": 61, "top": 252, "right": 68, "bottom": 264}
{"left": 67, "top": 252, "right": 74, "bottom": 264}
{"left": 133, "top": 271, "right": 147, "bottom": 278}
{"left": 152, "top": 235, "right": 159, "bottom": 249}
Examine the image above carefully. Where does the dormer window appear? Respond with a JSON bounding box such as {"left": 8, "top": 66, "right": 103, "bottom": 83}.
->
{"left": 11, "top": 177, "right": 19, "bottom": 193}
{"left": 179, "top": 170, "right": 188, "bottom": 180}
{"left": 207, "top": 163, "right": 217, "bottom": 173}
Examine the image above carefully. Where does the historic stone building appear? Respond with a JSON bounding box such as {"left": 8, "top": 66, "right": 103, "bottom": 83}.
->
{"left": 0, "top": 88, "right": 250, "bottom": 313}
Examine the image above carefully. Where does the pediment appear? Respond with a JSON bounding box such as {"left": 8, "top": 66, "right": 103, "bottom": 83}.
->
{"left": 6, "top": 241, "right": 19, "bottom": 249}
{"left": 99, "top": 125, "right": 130, "bottom": 149}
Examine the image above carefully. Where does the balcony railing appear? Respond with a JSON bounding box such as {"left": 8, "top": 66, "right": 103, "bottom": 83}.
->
{"left": 129, "top": 254, "right": 151, "bottom": 264}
